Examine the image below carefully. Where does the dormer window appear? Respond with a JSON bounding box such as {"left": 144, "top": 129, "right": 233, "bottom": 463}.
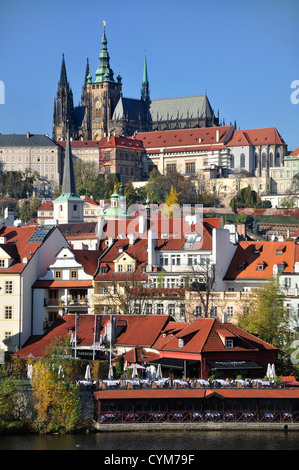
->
{"left": 0, "top": 259, "right": 6, "bottom": 268}
{"left": 225, "top": 339, "right": 233, "bottom": 348}
{"left": 276, "top": 245, "right": 286, "bottom": 255}
{"left": 256, "top": 262, "right": 267, "bottom": 271}
{"left": 178, "top": 338, "right": 184, "bottom": 348}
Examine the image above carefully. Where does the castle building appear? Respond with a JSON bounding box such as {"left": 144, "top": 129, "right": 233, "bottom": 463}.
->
{"left": 52, "top": 24, "right": 219, "bottom": 142}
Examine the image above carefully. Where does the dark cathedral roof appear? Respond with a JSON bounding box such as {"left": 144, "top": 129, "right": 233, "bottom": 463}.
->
{"left": 112, "top": 96, "right": 147, "bottom": 121}
{"left": 74, "top": 106, "right": 86, "bottom": 128}
{"left": 149, "top": 95, "right": 214, "bottom": 122}
{"left": 0, "top": 134, "right": 58, "bottom": 147}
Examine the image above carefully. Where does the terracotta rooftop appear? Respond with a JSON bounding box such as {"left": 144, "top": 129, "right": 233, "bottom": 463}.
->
{"left": 224, "top": 240, "right": 295, "bottom": 280}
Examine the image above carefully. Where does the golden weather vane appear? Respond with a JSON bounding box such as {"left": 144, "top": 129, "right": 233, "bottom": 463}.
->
{"left": 103, "top": 20, "right": 106, "bottom": 29}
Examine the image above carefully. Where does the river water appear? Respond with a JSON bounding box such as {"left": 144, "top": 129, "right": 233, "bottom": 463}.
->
{"left": 0, "top": 430, "right": 298, "bottom": 451}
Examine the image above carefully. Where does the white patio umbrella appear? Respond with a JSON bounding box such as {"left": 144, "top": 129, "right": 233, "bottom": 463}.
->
{"left": 27, "top": 364, "right": 33, "bottom": 380}
{"left": 146, "top": 366, "right": 151, "bottom": 379}
{"left": 156, "top": 363, "right": 163, "bottom": 379}
{"left": 85, "top": 364, "right": 91, "bottom": 381}
{"left": 271, "top": 364, "right": 276, "bottom": 379}
{"left": 132, "top": 363, "right": 138, "bottom": 379}
{"left": 266, "top": 363, "right": 272, "bottom": 379}
{"left": 108, "top": 364, "right": 114, "bottom": 380}
{"left": 58, "top": 365, "right": 64, "bottom": 378}
{"left": 124, "top": 361, "right": 128, "bottom": 371}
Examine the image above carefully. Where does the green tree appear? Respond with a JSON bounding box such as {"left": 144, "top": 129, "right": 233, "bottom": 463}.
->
{"left": 229, "top": 185, "right": 261, "bottom": 211}
{"left": 145, "top": 169, "right": 171, "bottom": 203}
{"left": 0, "top": 378, "right": 16, "bottom": 430}
{"left": 74, "top": 161, "right": 98, "bottom": 197}
{"left": 237, "top": 277, "right": 294, "bottom": 373}
{"left": 18, "top": 198, "right": 41, "bottom": 223}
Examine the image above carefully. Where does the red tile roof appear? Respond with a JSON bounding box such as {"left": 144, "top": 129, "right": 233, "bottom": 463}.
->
{"left": 101, "top": 135, "right": 144, "bottom": 150}
{"left": 224, "top": 240, "right": 295, "bottom": 280}
{"left": 16, "top": 314, "right": 172, "bottom": 358}
{"left": 94, "top": 388, "right": 299, "bottom": 400}
{"left": 0, "top": 225, "right": 55, "bottom": 274}
{"left": 227, "top": 127, "right": 286, "bottom": 147}
{"left": 153, "top": 318, "right": 276, "bottom": 354}
{"left": 136, "top": 126, "right": 233, "bottom": 152}
{"left": 38, "top": 200, "right": 53, "bottom": 212}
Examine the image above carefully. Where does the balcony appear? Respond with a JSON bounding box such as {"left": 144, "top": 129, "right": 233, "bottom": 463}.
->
{"left": 44, "top": 298, "right": 89, "bottom": 307}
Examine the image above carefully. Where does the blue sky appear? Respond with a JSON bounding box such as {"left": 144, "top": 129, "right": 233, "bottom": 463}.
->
{"left": 1, "top": 0, "right": 299, "bottom": 150}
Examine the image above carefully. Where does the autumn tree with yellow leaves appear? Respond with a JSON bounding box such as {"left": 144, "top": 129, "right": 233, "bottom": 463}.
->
{"left": 32, "top": 358, "right": 82, "bottom": 433}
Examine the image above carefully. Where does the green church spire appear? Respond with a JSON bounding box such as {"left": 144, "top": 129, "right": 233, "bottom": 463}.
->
{"left": 95, "top": 22, "right": 115, "bottom": 83}
{"left": 56, "top": 123, "right": 80, "bottom": 201}
{"left": 141, "top": 52, "right": 150, "bottom": 102}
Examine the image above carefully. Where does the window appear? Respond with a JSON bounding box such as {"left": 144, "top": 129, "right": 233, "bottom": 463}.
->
{"left": 118, "top": 265, "right": 123, "bottom": 273}
{"left": 145, "top": 303, "right": 152, "bottom": 315}
{"left": 54, "top": 270, "right": 62, "bottom": 279}
{"left": 284, "top": 278, "right": 291, "bottom": 288}
{"left": 210, "top": 306, "right": 217, "bottom": 317}
{"left": 4, "top": 306, "right": 13, "bottom": 319}
{"left": 157, "top": 304, "right": 164, "bottom": 315}
{"left": 4, "top": 332, "right": 12, "bottom": 345}
{"left": 168, "top": 304, "right": 176, "bottom": 315}
{"left": 0, "top": 259, "right": 5, "bottom": 267}
{"left": 113, "top": 285, "right": 117, "bottom": 294}
{"left": 240, "top": 153, "right": 245, "bottom": 168}
{"left": 5, "top": 281, "right": 13, "bottom": 294}
{"left": 227, "top": 306, "right": 234, "bottom": 317}
{"left": 225, "top": 339, "right": 234, "bottom": 348}
{"left": 166, "top": 163, "right": 176, "bottom": 174}
{"left": 185, "top": 162, "right": 195, "bottom": 174}
{"left": 70, "top": 270, "right": 77, "bottom": 279}
{"left": 188, "top": 255, "right": 197, "bottom": 265}
{"left": 127, "top": 264, "right": 132, "bottom": 272}
{"left": 103, "top": 286, "right": 108, "bottom": 295}
{"left": 195, "top": 305, "right": 202, "bottom": 317}
{"left": 104, "top": 152, "right": 110, "bottom": 161}
{"left": 178, "top": 338, "right": 184, "bottom": 348}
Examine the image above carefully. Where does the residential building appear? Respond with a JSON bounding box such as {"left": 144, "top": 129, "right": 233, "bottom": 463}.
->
{"left": 0, "top": 224, "right": 69, "bottom": 352}
{"left": 98, "top": 135, "right": 148, "bottom": 182}
{"left": 32, "top": 246, "right": 100, "bottom": 333}
{"left": 0, "top": 132, "right": 63, "bottom": 194}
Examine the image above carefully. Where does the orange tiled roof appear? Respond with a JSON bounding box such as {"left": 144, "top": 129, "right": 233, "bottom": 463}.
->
{"left": 136, "top": 126, "right": 233, "bottom": 150}
{"left": 0, "top": 225, "right": 54, "bottom": 274}
{"left": 227, "top": 127, "right": 286, "bottom": 147}
{"left": 224, "top": 240, "right": 295, "bottom": 280}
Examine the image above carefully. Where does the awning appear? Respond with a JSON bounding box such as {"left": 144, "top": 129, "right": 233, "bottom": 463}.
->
{"left": 208, "top": 361, "right": 263, "bottom": 370}
{"left": 147, "top": 358, "right": 198, "bottom": 370}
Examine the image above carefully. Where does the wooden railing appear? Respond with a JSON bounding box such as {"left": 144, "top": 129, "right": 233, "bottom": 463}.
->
{"left": 98, "top": 410, "right": 299, "bottom": 424}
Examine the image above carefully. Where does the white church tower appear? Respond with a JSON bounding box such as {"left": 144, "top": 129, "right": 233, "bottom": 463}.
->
{"left": 53, "top": 123, "right": 84, "bottom": 224}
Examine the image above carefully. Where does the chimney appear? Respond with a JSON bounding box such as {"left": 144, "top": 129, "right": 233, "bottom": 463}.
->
{"left": 26, "top": 132, "right": 30, "bottom": 139}
{"left": 138, "top": 215, "right": 146, "bottom": 234}
{"left": 147, "top": 229, "right": 157, "bottom": 272}
{"left": 216, "top": 129, "right": 220, "bottom": 142}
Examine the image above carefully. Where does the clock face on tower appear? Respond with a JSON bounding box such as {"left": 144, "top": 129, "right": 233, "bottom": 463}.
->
{"left": 96, "top": 100, "right": 101, "bottom": 109}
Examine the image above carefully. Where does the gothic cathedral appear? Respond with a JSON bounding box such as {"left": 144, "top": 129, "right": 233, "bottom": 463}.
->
{"left": 52, "top": 24, "right": 219, "bottom": 142}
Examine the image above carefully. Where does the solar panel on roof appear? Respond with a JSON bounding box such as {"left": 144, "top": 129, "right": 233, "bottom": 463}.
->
{"left": 27, "top": 225, "right": 52, "bottom": 243}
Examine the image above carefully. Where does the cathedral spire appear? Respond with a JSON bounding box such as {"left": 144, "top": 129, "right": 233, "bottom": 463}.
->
{"left": 95, "top": 22, "right": 114, "bottom": 83}
{"left": 141, "top": 51, "right": 150, "bottom": 102}
{"left": 60, "top": 123, "right": 79, "bottom": 198}
{"left": 59, "top": 53, "right": 68, "bottom": 87}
